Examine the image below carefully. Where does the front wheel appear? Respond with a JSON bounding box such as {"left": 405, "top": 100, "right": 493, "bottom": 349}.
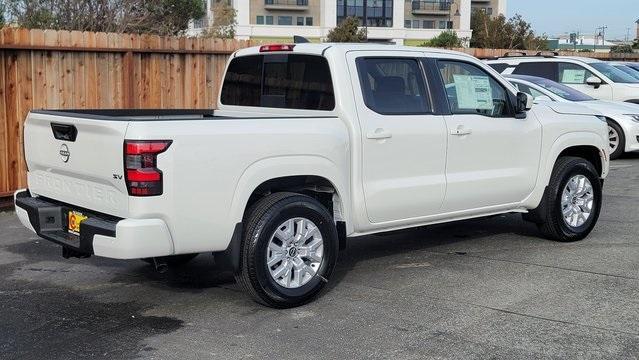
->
{"left": 526, "top": 156, "right": 602, "bottom": 242}
{"left": 235, "top": 192, "right": 338, "bottom": 308}
{"left": 607, "top": 121, "right": 625, "bottom": 160}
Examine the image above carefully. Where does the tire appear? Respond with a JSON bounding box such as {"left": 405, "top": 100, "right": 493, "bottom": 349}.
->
{"left": 527, "top": 156, "right": 602, "bottom": 242}
{"left": 607, "top": 120, "right": 625, "bottom": 160}
{"left": 142, "top": 253, "right": 199, "bottom": 267}
{"left": 235, "top": 192, "right": 339, "bottom": 308}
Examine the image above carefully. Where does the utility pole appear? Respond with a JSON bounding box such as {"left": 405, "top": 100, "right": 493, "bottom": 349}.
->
{"left": 597, "top": 25, "right": 608, "bottom": 46}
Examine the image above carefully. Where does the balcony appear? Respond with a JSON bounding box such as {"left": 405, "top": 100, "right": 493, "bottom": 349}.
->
{"left": 411, "top": 1, "right": 452, "bottom": 15}
{"left": 264, "top": 0, "right": 309, "bottom": 11}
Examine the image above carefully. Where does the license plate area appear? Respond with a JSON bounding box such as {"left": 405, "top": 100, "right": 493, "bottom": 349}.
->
{"left": 67, "top": 210, "right": 88, "bottom": 235}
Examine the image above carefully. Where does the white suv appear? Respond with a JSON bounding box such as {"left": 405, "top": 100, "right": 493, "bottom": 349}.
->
{"left": 487, "top": 55, "right": 639, "bottom": 103}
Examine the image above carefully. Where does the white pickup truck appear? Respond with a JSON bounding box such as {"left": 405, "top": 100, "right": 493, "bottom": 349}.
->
{"left": 15, "top": 44, "right": 609, "bottom": 308}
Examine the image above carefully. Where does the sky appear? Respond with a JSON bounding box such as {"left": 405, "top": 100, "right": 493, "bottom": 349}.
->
{"left": 507, "top": 0, "right": 639, "bottom": 40}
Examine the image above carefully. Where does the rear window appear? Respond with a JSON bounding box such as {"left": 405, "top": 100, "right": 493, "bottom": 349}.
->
{"left": 221, "top": 54, "right": 335, "bottom": 110}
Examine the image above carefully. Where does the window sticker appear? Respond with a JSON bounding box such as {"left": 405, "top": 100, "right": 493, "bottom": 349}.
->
{"left": 561, "top": 69, "right": 586, "bottom": 83}
{"left": 453, "top": 74, "right": 494, "bottom": 110}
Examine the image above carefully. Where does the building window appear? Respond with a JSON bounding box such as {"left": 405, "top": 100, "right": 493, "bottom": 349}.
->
{"left": 438, "top": 20, "right": 447, "bottom": 29}
{"left": 306, "top": 17, "right": 313, "bottom": 26}
{"left": 405, "top": 20, "right": 411, "bottom": 28}
{"left": 278, "top": 16, "right": 293, "bottom": 25}
{"left": 413, "top": 20, "right": 420, "bottom": 28}
{"left": 337, "top": 0, "right": 394, "bottom": 28}
{"left": 486, "top": 7, "right": 493, "bottom": 15}
{"left": 256, "top": 16, "right": 265, "bottom": 25}
{"left": 297, "top": 17, "right": 305, "bottom": 26}
{"left": 265, "top": 16, "right": 274, "bottom": 25}
{"left": 423, "top": 20, "right": 435, "bottom": 29}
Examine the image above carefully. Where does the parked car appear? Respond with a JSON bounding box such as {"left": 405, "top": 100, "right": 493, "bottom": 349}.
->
{"left": 15, "top": 44, "right": 609, "bottom": 308}
{"left": 487, "top": 55, "right": 639, "bottom": 103}
{"left": 506, "top": 74, "right": 639, "bottom": 159}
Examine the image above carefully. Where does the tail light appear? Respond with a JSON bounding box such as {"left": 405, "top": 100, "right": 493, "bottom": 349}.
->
{"left": 124, "top": 140, "right": 172, "bottom": 196}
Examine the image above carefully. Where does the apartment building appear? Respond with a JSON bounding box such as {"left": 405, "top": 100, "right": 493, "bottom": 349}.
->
{"left": 190, "top": 0, "right": 506, "bottom": 45}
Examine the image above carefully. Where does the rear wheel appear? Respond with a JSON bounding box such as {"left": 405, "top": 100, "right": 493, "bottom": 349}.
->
{"left": 235, "top": 192, "right": 338, "bottom": 308}
{"left": 525, "top": 156, "right": 602, "bottom": 242}
{"left": 607, "top": 121, "right": 625, "bottom": 160}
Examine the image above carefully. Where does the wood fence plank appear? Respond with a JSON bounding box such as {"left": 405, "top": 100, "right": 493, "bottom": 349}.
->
{"left": 0, "top": 53, "right": 8, "bottom": 193}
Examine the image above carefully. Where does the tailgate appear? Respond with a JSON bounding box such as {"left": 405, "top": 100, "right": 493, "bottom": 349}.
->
{"left": 24, "top": 112, "right": 129, "bottom": 217}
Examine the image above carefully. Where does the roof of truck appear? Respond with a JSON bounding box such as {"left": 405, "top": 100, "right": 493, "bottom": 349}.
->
{"left": 233, "top": 43, "right": 471, "bottom": 58}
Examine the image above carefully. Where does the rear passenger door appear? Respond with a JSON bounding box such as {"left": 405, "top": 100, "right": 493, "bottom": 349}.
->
{"left": 436, "top": 58, "right": 542, "bottom": 212}
{"left": 347, "top": 52, "right": 448, "bottom": 224}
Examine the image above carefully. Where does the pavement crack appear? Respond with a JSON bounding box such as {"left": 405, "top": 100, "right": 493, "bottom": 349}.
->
{"left": 427, "top": 251, "right": 639, "bottom": 281}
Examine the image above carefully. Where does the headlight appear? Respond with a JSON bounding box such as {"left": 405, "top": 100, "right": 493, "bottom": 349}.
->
{"left": 624, "top": 114, "right": 639, "bottom": 122}
{"left": 596, "top": 115, "right": 607, "bottom": 123}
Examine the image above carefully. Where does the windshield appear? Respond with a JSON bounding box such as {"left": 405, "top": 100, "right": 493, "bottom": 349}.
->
{"left": 591, "top": 63, "right": 639, "bottom": 83}
{"left": 613, "top": 65, "right": 639, "bottom": 80}
{"left": 526, "top": 77, "right": 595, "bottom": 101}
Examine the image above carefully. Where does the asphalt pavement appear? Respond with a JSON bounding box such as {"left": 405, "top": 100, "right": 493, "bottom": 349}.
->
{"left": 1, "top": 154, "right": 638, "bottom": 359}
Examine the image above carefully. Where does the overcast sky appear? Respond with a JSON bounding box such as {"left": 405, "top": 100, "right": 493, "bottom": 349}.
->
{"left": 507, "top": 0, "right": 639, "bottom": 39}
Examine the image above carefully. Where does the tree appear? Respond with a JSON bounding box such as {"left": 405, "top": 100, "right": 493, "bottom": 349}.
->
{"left": 610, "top": 44, "right": 634, "bottom": 54}
{"left": 5, "top": 0, "right": 205, "bottom": 35}
{"left": 0, "top": 2, "right": 5, "bottom": 27}
{"left": 421, "top": 30, "right": 463, "bottom": 48}
{"left": 326, "top": 17, "right": 366, "bottom": 43}
{"left": 203, "top": 1, "right": 237, "bottom": 39}
{"left": 471, "top": 10, "right": 547, "bottom": 50}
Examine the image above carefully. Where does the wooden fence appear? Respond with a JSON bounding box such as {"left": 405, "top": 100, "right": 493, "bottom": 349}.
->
{"left": 0, "top": 27, "right": 251, "bottom": 198}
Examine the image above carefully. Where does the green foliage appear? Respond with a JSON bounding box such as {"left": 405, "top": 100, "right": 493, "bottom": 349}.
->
{"left": 632, "top": 39, "right": 639, "bottom": 49}
{"left": 5, "top": 0, "right": 205, "bottom": 35}
{"left": 420, "top": 30, "right": 463, "bottom": 48}
{"left": 578, "top": 48, "right": 593, "bottom": 53}
{"left": 202, "top": 1, "right": 237, "bottom": 39}
{"left": 470, "top": 10, "right": 547, "bottom": 50}
{"left": 610, "top": 44, "right": 634, "bottom": 54}
{"left": 326, "top": 17, "right": 366, "bottom": 43}
{"left": 0, "top": 2, "right": 5, "bottom": 27}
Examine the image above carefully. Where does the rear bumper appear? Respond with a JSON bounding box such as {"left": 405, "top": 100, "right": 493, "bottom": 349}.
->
{"left": 14, "top": 190, "right": 174, "bottom": 259}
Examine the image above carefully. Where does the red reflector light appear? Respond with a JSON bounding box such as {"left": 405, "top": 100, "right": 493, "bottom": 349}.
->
{"left": 259, "top": 44, "right": 295, "bottom": 52}
{"left": 126, "top": 141, "right": 171, "bottom": 155}
{"left": 124, "top": 140, "right": 172, "bottom": 197}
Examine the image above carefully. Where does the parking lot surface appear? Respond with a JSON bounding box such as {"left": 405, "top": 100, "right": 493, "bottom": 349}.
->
{"left": 1, "top": 155, "right": 638, "bottom": 360}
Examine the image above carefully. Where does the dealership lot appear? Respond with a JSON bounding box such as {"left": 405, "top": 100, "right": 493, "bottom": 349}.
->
{"left": 1, "top": 154, "right": 638, "bottom": 360}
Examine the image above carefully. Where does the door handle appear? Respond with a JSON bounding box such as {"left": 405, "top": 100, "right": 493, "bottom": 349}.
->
{"left": 367, "top": 128, "right": 392, "bottom": 140}
{"left": 450, "top": 126, "right": 472, "bottom": 136}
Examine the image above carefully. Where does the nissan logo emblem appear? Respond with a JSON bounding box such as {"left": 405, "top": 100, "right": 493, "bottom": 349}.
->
{"left": 59, "top": 144, "right": 70, "bottom": 163}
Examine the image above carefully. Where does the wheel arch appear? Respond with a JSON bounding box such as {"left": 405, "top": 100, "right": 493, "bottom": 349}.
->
{"left": 229, "top": 156, "right": 351, "bottom": 234}
{"left": 522, "top": 132, "right": 608, "bottom": 209}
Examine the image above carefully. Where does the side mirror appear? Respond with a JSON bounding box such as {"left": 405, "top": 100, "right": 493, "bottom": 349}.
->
{"left": 516, "top": 92, "right": 533, "bottom": 112}
{"left": 534, "top": 95, "right": 553, "bottom": 102}
{"left": 586, "top": 76, "right": 602, "bottom": 89}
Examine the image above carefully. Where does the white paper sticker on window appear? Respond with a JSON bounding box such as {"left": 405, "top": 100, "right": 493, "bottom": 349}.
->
{"left": 561, "top": 69, "right": 586, "bottom": 83}
{"left": 453, "top": 75, "right": 494, "bottom": 110}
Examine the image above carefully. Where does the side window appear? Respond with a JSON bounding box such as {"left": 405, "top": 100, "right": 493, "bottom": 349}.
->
{"left": 221, "top": 54, "right": 335, "bottom": 110}
{"left": 558, "top": 62, "right": 594, "bottom": 84}
{"left": 514, "top": 83, "right": 546, "bottom": 99}
{"left": 487, "top": 63, "right": 509, "bottom": 73}
{"left": 356, "top": 58, "right": 431, "bottom": 115}
{"left": 437, "top": 60, "right": 510, "bottom": 118}
{"left": 513, "top": 62, "right": 557, "bottom": 81}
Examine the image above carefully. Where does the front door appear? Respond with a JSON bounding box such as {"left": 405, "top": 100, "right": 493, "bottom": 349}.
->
{"left": 557, "top": 62, "right": 614, "bottom": 100}
{"left": 436, "top": 59, "right": 543, "bottom": 213}
{"left": 348, "top": 52, "right": 448, "bottom": 224}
